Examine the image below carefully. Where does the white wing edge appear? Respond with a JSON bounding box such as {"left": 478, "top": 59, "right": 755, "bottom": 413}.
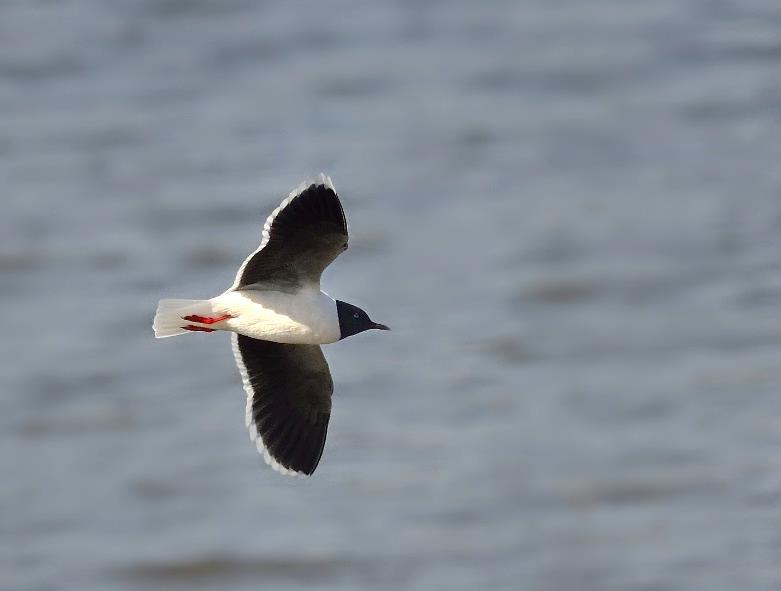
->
{"left": 226, "top": 173, "right": 337, "bottom": 291}
{"left": 230, "top": 332, "right": 307, "bottom": 478}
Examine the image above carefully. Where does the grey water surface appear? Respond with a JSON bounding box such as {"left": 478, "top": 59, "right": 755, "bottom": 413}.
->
{"left": 3, "top": 1, "right": 781, "bottom": 590}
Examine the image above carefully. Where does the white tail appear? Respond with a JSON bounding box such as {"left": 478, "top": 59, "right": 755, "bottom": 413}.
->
{"left": 153, "top": 299, "right": 215, "bottom": 338}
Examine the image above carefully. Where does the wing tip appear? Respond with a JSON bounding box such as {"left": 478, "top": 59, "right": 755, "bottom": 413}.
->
{"left": 319, "top": 172, "right": 336, "bottom": 192}
{"left": 288, "top": 173, "right": 336, "bottom": 201}
{"left": 250, "top": 423, "right": 311, "bottom": 478}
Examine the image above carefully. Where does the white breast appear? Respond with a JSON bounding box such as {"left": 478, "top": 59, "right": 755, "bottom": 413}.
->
{"left": 211, "top": 289, "right": 340, "bottom": 345}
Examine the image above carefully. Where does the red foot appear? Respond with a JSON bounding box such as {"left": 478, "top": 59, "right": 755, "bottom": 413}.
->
{"left": 182, "top": 314, "right": 233, "bottom": 325}
{"left": 182, "top": 325, "right": 216, "bottom": 332}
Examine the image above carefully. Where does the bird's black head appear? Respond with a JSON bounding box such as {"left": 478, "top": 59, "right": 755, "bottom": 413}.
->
{"left": 336, "top": 300, "right": 390, "bottom": 340}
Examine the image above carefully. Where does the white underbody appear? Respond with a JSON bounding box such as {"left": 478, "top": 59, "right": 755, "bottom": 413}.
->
{"left": 209, "top": 288, "right": 341, "bottom": 344}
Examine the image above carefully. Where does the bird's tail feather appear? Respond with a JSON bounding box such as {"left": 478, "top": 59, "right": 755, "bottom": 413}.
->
{"left": 153, "top": 299, "right": 215, "bottom": 338}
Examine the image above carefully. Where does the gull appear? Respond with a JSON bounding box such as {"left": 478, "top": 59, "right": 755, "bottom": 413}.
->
{"left": 153, "top": 174, "right": 389, "bottom": 476}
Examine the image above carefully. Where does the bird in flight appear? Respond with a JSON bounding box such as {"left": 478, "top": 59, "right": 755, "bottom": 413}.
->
{"left": 153, "top": 174, "right": 389, "bottom": 476}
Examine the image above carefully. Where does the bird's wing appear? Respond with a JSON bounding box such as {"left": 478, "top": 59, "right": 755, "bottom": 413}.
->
{"left": 232, "top": 333, "right": 332, "bottom": 476}
{"left": 229, "top": 174, "right": 348, "bottom": 291}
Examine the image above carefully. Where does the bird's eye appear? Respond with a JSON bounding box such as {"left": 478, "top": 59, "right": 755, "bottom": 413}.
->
{"left": 353, "top": 312, "right": 360, "bottom": 319}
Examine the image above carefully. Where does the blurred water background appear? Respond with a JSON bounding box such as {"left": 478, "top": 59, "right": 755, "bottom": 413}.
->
{"left": 4, "top": 1, "right": 781, "bottom": 589}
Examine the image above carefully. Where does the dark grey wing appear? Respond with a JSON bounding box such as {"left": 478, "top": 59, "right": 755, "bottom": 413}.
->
{"left": 230, "top": 174, "right": 348, "bottom": 291}
{"left": 232, "top": 333, "right": 332, "bottom": 476}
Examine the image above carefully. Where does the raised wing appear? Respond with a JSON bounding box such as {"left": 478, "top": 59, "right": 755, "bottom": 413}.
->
{"left": 232, "top": 333, "right": 332, "bottom": 476}
{"left": 230, "top": 174, "right": 348, "bottom": 292}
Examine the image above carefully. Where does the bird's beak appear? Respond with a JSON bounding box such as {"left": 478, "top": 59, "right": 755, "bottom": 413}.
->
{"left": 372, "top": 322, "right": 391, "bottom": 331}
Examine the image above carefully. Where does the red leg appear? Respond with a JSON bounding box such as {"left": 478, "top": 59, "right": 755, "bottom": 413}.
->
{"left": 181, "top": 325, "right": 216, "bottom": 332}
{"left": 181, "top": 314, "right": 233, "bottom": 325}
